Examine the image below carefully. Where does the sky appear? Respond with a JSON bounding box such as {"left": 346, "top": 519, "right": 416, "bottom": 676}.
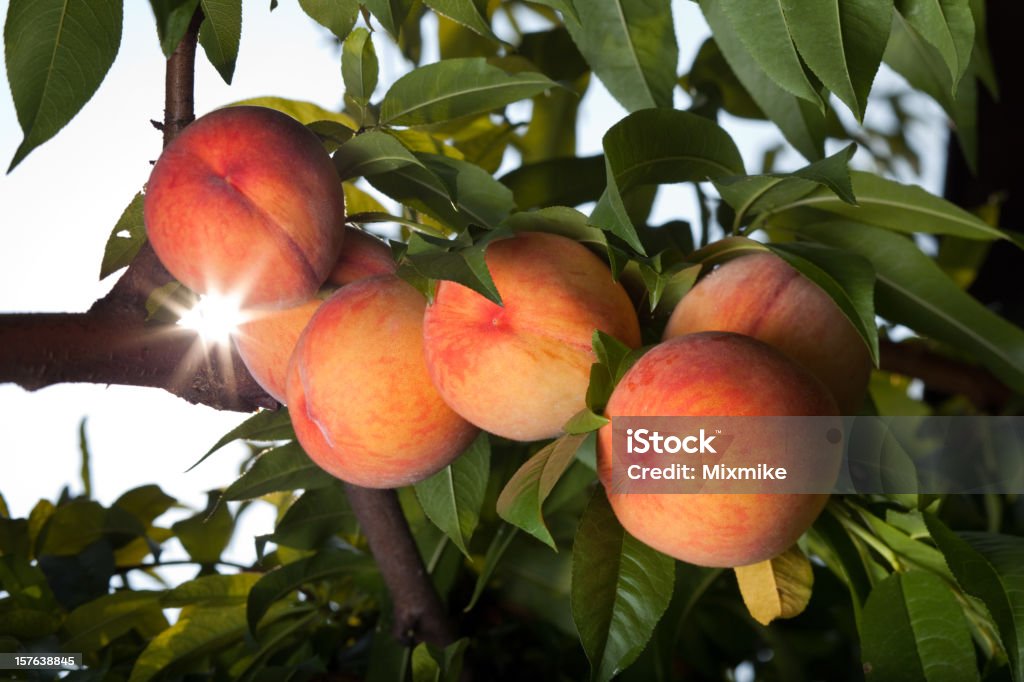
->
{"left": 0, "top": 0, "right": 948, "bottom": 565}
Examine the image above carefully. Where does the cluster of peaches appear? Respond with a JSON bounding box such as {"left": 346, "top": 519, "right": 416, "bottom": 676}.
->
{"left": 145, "top": 106, "right": 872, "bottom": 568}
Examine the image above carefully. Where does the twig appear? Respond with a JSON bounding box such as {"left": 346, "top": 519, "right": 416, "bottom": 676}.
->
{"left": 879, "top": 339, "right": 1014, "bottom": 410}
{"left": 344, "top": 484, "right": 457, "bottom": 647}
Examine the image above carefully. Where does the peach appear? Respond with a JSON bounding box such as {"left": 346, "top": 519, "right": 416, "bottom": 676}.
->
{"left": 664, "top": 252, "right": 871, "bottom": 413}
{"left": 144, "top": 106, "right": 345, "bottom": 308}
{"left": 597, "top": 332, "right": 838, "bottom": 567}
{"left": 286, "top": 275, "right": 478, "bottom": 488}
{"left": 422, "top": 232, "right": 641, "bottom": 441}
{"left": 232, "top": 227, "right": 394, "bottom": 403}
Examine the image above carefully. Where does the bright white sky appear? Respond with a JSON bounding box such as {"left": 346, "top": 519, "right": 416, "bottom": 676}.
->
{"left": 0, "top": 1, "right": 947, "bottom": 565}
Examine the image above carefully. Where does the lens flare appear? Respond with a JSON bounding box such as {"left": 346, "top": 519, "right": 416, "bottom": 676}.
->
{"left": 176, "top": 293, "right": 244, "bottom": 345}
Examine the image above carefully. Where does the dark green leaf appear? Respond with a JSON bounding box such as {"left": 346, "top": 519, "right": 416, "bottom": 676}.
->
{"left": 768, "top": 241, "right": 879, "bottom": 365}
{"left": 171, "top": 492, "right": 233, "bottom": 564}
{"left": 572, "top": 489, "right": 675, "bottom": 682}
{"left": 794, "top": 221, "right": 1024, "bottom": 393}
{"left": 424, "top": 0, "right": 500, "bottom": 43}
{"left": 298, "top": 0, "right": 359, "bottom": 42}
{"left": 411, "top": 639, "right": 469, "bottom": 682}
{"left": 333, "top": 130, "right": 428, "bottom": 180}
{"left": 223, "top": 442, "right": 337, "bottom": 501}
{"left": 566, "top": 0, "right": 677, "bottom": 111}
{"left": 701, "top": 0, "right": 828, "bottom": 160}
{"left": 163, "top": 572, "right": 262, "bottom": 607}
{"left": 503, "top": 206, "right": 607, "bottom": 247}
{"left": 885, "top": 10, "right": 977, "bottom": 169}
{"left": 716, "top": 0, "right": 823, "bottom": 107}
{"left": 780, "top": 0, "right": 893, "bottom": 121}
{"left": 682, "top": 37, "right": 764, "bottom": 119}
{"left": 5, "top": 0, "right": 123, "bottom": 170}
{"left": 363, "top": 0, "right": 413, "bottom": 39}
{"left": 772, "top": 171, "right": 1005, "bottom": 240}
{"left": 419, "top": 154, "right": 516, "bottom": 227}
{"left": 715, "top": 143, "right": 858, "bottom": 229}
{"left": 402, "top": 230, "right": 510, "bottom": 303}
{"left": 895, "top": 0, "right": 974, "bottom": 90}
{"left": 99, "top": 192, "right": 146, "bottom": 279}
{"left": 63, "top": 591, "right": 167, "bottom": 653}
{"left": 464, "top": 523, "right": 517, "bottom": 611}
{"left": 414, "top": 434, "right": 490, "bottom": 556}
{"left": 500, "top": 155, "right": 606, "bottom": 210}
{"left": 379, "top": 58, "right": 557, "bottom": 126}
{"left": 861, "top": 571, "right": 979, "bottom": 682}
{"left": 926, "top": 515, "right": 1024, "bottom": 681}
{"left": 246, "top": 548, "right": 374, "bottom": 632}
{"left": 198, "top": 0, "right": 241, "bottom": 84}
{"left": 190, "top": 408, "right": 294, "bottom": 472}
{"left": 267, "top": 483, "right": 357, "bottom": 551}
{"left": 496, "top": 434, "right": 588, "bottom": 549}
{"left": 342, "top": 28, "right": 378, "bottom": 124}
{"left": 149, "top": 0, "right": 201, "bottom": 57}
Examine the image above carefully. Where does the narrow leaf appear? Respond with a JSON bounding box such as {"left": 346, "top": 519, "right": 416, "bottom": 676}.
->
{"left": 189, "top": 408, "right": 294, "bottom": 472}
{"left": 222, "top": 442, "right": 337, "bottom": 501}
{"left": 333, "top": 130, "right": 427, "bottom": 180}
{"left": 566, "top": 0, "right": 678, "bottom": 111}
{"left": 268, "top": 483, "right": 357, "bottom": 551}
{"left": 423, "top": 0, "right": 500, "bottom": 43}
{"left": 342, "top": 28, "right": 379, "bottom": 109}
{"left": 496, "top": 434, "right": 588, "bottom": 549}
{"left": 380, "top": 58, "right": 557, "bottom": 126}
{"left": 171, "top": 492, "right": 233, "bottom": 564}
{"left": 5, "top": 0, "right": 124, "bottom": 170}
{"left": 198, "top": 0, "right": 241, "bottom": 84}
{"left": 896, "top": 0, "right": 974, "bottom": 90}
{"left": 163, "top": 572, "right": 261, "bottom": 607}
{"left": 363, "top": 0, "right": 413, "bottom": 39}
{"left": 298, "top": 0, "right": 359, "bottom": 42}
{"left": 571, "top": 489, "right": 675, "bottom": 682}
{"left": 149, "top": 0, "right": 201, "bottom": 57}
{"left": 99, "top": 192, "right": 147, "bottom": 279}
{"left": 734, "top": 544, "right": 814, "bottom": 626}
{"left": 63, "top": 591, "right": 167, "bottom": 653}
{"left": 129, "top": 604, "right": 248, "bottom": 682}
{"left": 414, "top": 434, "right": 490, "bottom": 556}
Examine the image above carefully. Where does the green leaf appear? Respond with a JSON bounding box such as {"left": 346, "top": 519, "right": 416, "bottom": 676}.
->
{"left": 496, "top": 434, "right": 588, "bottom": 549}
{"left": 149, "top": 0, "right": 201, "bottom": 57}
{"left": 333, "top": 130, "right": 428, "bottom": 180}
{"left": 419, "top": 154, "right": 516, "bottom": 228}
{"left": 500, "top": 155, "right": 606, "bottom": 211}
{"left": 342, "top": 28, "right": 379, "bottom": 122}
{"left": 566, "top": 0, "right": 677, "bottom": 111}
{"left": 895, "top": 0, "right": 974, "bottom": 90}
{"left": 228, "top": 96, "right": 358, "bottom": 128}
{"left": 682, "top": 37, "right": 764, "bottom": 119}
{"left": 411, "top": 639, "right": 469, "bottom": 682}
{"left": 414, "top": 434, "right": 490, "bottom": 556}
{"left": 794, "top": 221, "right": 1024, "bottom": 394}
{"left": 401, "top": 230, "right": 510, "bottom": 303}
{"left": 198, "top": 0, "right": 241, "bottom": 84}
{"left": 63, "top": 591, "right": 168, "bottom": 653}
{"left": 716, "top": 0, "right": 823, "bottom": 108}
{"left": 99, "top": 192, "right": 146, "bottom": 279}
{"left": 189, "top": 408, "right": 294, "bottom": 472}
{"left": 298, "top": 0, "right": 359, "bottom": 42}
{"left": 423, "top": 0, "right": 500, "bottom": 43}
{"left": 171, "top": 492, "right": 233, "bottom": 564}
{"left": 564, "top": 409, "right": 610, "bottom": 435}
{"left": 5, "top": 0, "right": 124, "bottom": 170}
{"left": 112, "top": 485, "right": 176, "bottom": 528}
{"left": 771, "top": 171, "right": 1006, "bottom": 240}
{"left": 379, "top": 58, "right": 557, "bottom": 126}
{"left": 503, "top": 206, "right": 607, "bottom": 247}
{"left": 716, "top": 143, "right": 858, "bottom": 229}
{"left": 363, "top": 0, "right": 413, "bottom": 39}
{"left": 222, "top": 442, "right": 337, "bottom": 501}
{"left": 734, "top": 545, "right": 814, "bottom": 625}
{"left": 861, "top": 571, "right": 979, "bottom": 682}
{"left": 163, "top": 572, "right": 262, "bottom": 607}
{"left": 701, "top": 0, "right": 828, "bottom": 160}
{"left": 465, "top": 523, "right": 517, "bottom": 611}
{"left": 780, "top": 0, "right": 893, "bottom": 121}
{"left": 926, "top": 515, "right": 1024, "bottom": 681}
{"left": 246, "top": 548, "right": 374, "bottom": 632}
{"left": 768, "top": 241, "right": 879, "bottom": 365}
{"left": 571, "top": 489, "right": 675, "bottom": 682}
{"left": 266, "top": 483, "right": 357, "bottom": 551}
{"left": 884, "top": 10, "right": 977, "bottom": 169}
{"left": 129, "top": 604, "right": 249, "bottom": 682}
{"left": 602, "top": 109, "right": 746, "bottom": 193}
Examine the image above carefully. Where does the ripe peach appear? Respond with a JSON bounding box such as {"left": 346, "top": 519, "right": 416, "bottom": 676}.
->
{"left": 597, "top": 332, "right": 838, "bottom": 567}
{"left": 232, "top": 227, "right": 394, "bottom": 403}
{"left": 144, "top": 106, "right": 345, "bottom": 308}
{"left": 664, "top": 252, "right": 871, "bottom": 414}
{"left": 286, "top": 275, "right": 478, "bottom": 488}
{"left": 423, "top": 232, "right": 641, "bottom": 442}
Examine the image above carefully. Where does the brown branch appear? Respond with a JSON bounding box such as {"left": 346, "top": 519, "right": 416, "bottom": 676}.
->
{"left": 879, "top": 339, "right": 1014, "bottom": 410}
{"left": 344, "top": 485, "right": 458, "bottom": 647}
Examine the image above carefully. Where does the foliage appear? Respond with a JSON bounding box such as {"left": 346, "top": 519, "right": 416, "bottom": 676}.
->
{"left": 3, "top": 0, "right": 1023, "bottom": 680}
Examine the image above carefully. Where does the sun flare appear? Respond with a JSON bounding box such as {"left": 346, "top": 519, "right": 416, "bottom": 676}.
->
{"left": 177, "top": 293, "right": 245, "bottom": 345}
